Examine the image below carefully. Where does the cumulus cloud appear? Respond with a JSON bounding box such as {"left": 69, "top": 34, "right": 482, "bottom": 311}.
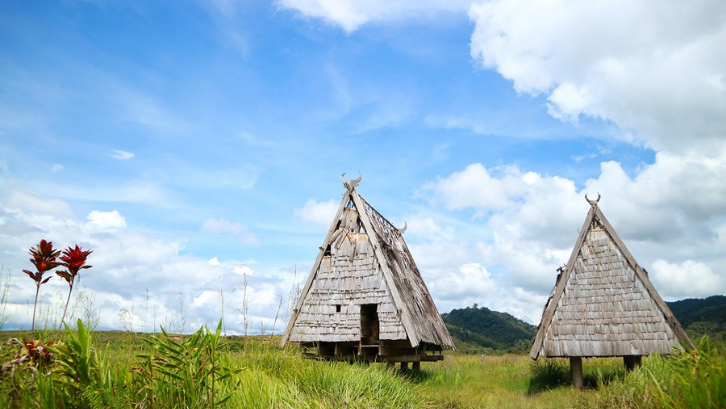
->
{"left": 468, "top": 0, "right": 726, "bottom": 151}
{"left": 201, "top": 218, "right": 259, "bottom": 245}
{"left": 417, "top": 156, "right": 726, "bottom": 322}
{"left": 276, "top": 0, "right": 472, "bottom": 32}
{"left": 51, "top": 163, "right": 63, "bottom": 172}
{"left": 651, "top": 259, "right": 722, "bottom": 300}
{"left": 0, "top": 188, "right": 286, "bottom": 333}
{"left": 428, "top": 263, "right": 496, "bottom": 300}
{"left": 295, "top": 199, "right": 338, "bottom": 227}
{"left": 3, "top": 189, "right": 74, "bottom": 218}
{"left": 426, "top": 163, "right": 526, "bottom": 212}
{"left": 110, "top": 150, "right": 135, "bottom": 160}
{"left": 87, "top": 210, "right": 127, "bottom": 229}
{"left": 234, "top": 266, "right": 254, "bottom": 275}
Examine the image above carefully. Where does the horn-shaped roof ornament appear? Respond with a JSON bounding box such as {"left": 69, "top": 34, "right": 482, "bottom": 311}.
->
{"left": 585, "top": 192, "right": 601, "bottom": 207}
{"left": 340, "top": 172, "right": 362, "bottom": 191}
{"left": 397, "top": 221, "right": 407, "bottom": 234}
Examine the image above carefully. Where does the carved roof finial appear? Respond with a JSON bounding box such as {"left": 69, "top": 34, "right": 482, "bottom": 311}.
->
{"left": 340, "top": 172, "right": 362, "bottom": 191}
{"left": 397, "top": 221, "right": 407, "bottom": 234}
{"left": 585, "top": 192, "right": 601, "bottom": 207}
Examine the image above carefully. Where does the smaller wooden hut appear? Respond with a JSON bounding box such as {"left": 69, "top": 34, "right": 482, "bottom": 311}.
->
{"left": 281, "top": 174, "right": 454, "bottom": 370}
{"left": 530, "top": 194, "right": 693, "bottom": 388}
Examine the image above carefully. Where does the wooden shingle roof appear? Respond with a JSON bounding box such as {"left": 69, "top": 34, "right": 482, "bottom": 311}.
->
{"left": 281, "top": 176, "right": 454, "bottom": 349}
{"left": 530, "top": 196, "right": 693, "bottom": 359}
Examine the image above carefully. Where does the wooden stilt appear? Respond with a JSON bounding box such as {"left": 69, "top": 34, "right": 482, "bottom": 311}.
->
{"left": 412, "top": 361, "right": 421, "bottom": 372}
{"left": 400, "top": 362, "right": 409, "bottom": 372}
{"left": 570, "top": 357, "right": 583, "bottom": 389}
{"left": 624, "top": 355, "right": 642, "bottom": 371}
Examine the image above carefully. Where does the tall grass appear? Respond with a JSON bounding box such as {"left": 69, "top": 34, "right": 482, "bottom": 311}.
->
{"left": 3, "top": 327, "right": 725, "bottom": 409}
{"left": 586, "top": 337, "right": 725, "bottom": 409}
{"left": 1, "top": 321, "right": 425, "bottom": 409}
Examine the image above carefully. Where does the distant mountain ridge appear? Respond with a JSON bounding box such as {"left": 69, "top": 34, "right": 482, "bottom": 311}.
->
{"left": 441, "top": 304, "right": 536, "bottom": 353}
{"left": 666, "top": 295, "right": 726, "bottom": 342}
{"left": 442, "top": 295, "right": 726, "bottom": 353}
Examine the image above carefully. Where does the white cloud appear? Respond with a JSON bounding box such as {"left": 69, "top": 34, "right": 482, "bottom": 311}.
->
{"left": 110, "top": 150, "right": 135, "bottom": 160}
{"left": 427, "top": 163, "right": 524, "bottom": 211}
{"left": 276, "top": 0, "right": 472, "bottom": 32}
{"left": 428, "top": 262, "right": 496, "bottom": 300}
{"left": 468, "top": 0, "right": 726, "bottom": 151}
{"left": 0, "top": 187, "right": 287, "bottom": 334}
{"left": 234, "top": 266, "right": 254, "bottom": 275}
{"left": 419, "top": 156, "right": 726, "bottom": 321}
{"left": 651, "top": 259, "right": 722, "bottom": 300}
{"left": 192, "top": 290, "right": 219, "bottom": 308}
{"left": 87, "top": 210, "right": 127, "bottom": 229}
{"left": 3, "top": 189, "right": 74, "bottom": 218}
{"left": 201, "top": 218, "right": 259, "bottom": 245}
{"left": 51, "top": 163, "right": 63, "bottom": 172}
{"left": 295, "top": 199, "right": 338, "bottom": 227}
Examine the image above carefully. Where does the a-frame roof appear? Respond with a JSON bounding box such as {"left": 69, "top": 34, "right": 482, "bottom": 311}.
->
{"left": 530, "top": 196, "right": 693, "bottom": 359}
{"left": 281, "top": 177, "right": 454, "bottom": 349}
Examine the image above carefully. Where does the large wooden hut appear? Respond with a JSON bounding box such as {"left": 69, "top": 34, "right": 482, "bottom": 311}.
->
{"left": 281, "top": 174, "right": 454, "bottom": 370}
{"left": 530, "top": 195, "right": 693, "bottom": 388}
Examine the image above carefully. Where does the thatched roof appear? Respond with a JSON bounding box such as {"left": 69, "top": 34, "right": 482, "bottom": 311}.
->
{"left": 530, "top": 196, "right": 693, "bottom": 359}
{"left": 281, "top": 176, "right": 454, "bottom": 349}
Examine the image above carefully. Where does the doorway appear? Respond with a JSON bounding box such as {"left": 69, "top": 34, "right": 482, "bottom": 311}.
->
{"left": 360, "top": 304, "right": 379, "bottom": 345}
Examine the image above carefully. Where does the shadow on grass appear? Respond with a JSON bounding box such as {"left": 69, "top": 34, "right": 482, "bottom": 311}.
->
{"left": 405, "top": 368, "right": 437, "bottom": 383}
{"left": 527, "top": 359, "right": 627, "bottom": 394}
{"left": 527, "top": 359, "right": 570, "bottom": 394}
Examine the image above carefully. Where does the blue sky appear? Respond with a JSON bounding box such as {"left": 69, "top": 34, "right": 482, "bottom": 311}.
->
{"left": 1, "top": 0, "right": 725, "bottom": 333}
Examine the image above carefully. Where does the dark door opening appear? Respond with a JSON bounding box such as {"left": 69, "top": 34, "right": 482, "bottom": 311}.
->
{"left": 360, "top": 304, "right": 379, "bottom": 345}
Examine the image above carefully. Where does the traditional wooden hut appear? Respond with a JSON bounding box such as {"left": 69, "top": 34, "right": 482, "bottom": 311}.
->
{"left": 530, "top": 194, "right": 693, "bottom": 388}
{"left": 281, "top": 174, "right": 454, "bottom": 370}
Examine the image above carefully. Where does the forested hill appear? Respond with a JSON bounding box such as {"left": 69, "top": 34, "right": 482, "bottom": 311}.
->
{"left": 441, "top": 296, "right": 726, "bottom": 354}
{"left": 441, "top": 305, "right": 536, "bottom": 353}
{"left": 666, "top": 295, "right": 726, "bottom": 341}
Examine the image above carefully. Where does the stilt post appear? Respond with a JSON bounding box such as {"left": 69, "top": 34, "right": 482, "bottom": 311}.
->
{"left": 570, "top": 357, "right": 583, "bottom": 389}
{"left": 624, "top": 355, "right": 642, "bottom": 371}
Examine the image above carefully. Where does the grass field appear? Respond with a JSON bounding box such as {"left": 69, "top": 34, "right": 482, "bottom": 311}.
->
{"left": 2, "top": 321, "right": 723, "bottom": 408}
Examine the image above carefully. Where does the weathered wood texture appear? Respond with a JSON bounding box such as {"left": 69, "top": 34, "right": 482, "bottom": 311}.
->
{"left": 355, "top": 194, "right": 454, "bottom": 348}
{"left": 281, "top": 183, "right": 454, "bottom": 351}
{"left": 288, "top": 208, "right": 406, "bottom": 342}
{"left": 530, "top": 201, "right": 692, "bottom": 359}
{"left": 570, "top": 357, "right": 583, "bottom": 389}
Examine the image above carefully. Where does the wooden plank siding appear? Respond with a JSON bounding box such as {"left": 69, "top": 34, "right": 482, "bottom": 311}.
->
{"left": 355, "top": 193, "right": 453, "bottom": 348}
{"left": 530, "top": 199, "right": 693, "bottom": 359}
{"left": 288, "top": 228, "right": 407, "bottom": 342}
{"left": 281, "top": 180, "right": 454, "bottom": 353}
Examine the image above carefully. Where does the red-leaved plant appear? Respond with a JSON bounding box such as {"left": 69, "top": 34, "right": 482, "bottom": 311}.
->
{"left": 56, "top": 245, "right": 93, "bottom": 334}
{"left": 22, "top": 240, "right": 60, "bottom": 332}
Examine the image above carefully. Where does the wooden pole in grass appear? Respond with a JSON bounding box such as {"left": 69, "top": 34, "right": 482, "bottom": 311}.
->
{"left": 624, "top": 355, "right": 642, "bottom": 371}
{"left": 570, "top": 357, "right": 583, "bottom": 389}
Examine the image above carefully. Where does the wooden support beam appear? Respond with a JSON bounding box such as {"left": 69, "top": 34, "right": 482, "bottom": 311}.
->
{"left": 384, "top": 354, "right": 443, "bottom": 363}
{"left": 400, "top": 362, "right": 409, "bottom": 372}
{"left": 570, "top": 357, "right": 583, "bottom": 389}
{"left": 412, "top": 361, "right": 421, "bottom": 372}
{"left": 624, "top": 355, "right": 642, "bottom": 371}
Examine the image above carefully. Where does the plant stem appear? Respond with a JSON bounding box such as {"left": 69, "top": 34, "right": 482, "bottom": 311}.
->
{"left": 57, "top": 282, "right": 74, "bottom": 339}
{"left": 31, "top": 282, "right": 40, "bottom": 332}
